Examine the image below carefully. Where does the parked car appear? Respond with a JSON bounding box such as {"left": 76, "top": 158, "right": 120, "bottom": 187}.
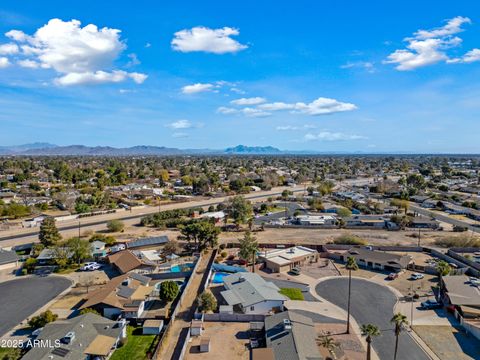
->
{"left": 387, "top": 272, "right": 399, "bottom": 280}
{"left": 411, "top": 273, "right": 424, "bottom": 280}
{"left": 289, "top": 267, "right": 301, "bottom": 275}
{"left": 80, "top": 262, "right": 102, "bottom": 271}
{"left": 420, "top": 299, "right": 442, "bottom": 310}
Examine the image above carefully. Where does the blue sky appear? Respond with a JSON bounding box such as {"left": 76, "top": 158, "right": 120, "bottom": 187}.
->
{"left": 1, "top": 1, "right": 479, "bottom": 153}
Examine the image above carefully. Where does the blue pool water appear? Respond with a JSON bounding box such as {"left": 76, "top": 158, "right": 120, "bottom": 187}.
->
{"left": 171, "top": 263, "right": 194, "bottom": 273}
{"left": 212, "top": 272, "right": 231, "bottom": 284}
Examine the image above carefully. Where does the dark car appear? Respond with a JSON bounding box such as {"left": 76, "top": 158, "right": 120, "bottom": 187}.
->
{"left": 420, "top": 299, "right": 442, "bottom": 310}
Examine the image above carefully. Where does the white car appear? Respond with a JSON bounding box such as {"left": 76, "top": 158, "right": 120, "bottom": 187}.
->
{"left": 411, "top": 273, "right": 424, "bottom": 280}
{"left": 81, "top": 262, "right": 101, "bottom": 271}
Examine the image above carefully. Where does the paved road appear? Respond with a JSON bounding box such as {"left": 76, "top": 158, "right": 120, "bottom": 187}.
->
{"left": 0, "top": 276, "right": 72, "bottom": 337}
{"left": 0, "top": 186, "right": 308, "bottom": 245}
{"left": 316, "top": 278, "right": 429, "bottom": 360}
{"left": 409, "top": 203, "right": 480, "bottom": 233}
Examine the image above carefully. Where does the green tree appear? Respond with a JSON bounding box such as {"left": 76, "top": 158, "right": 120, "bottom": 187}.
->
{"left": 67, "top": 237, "right": 91, "bottom": 264}
{"left": 23, "top": 258, "right": 37, "bottom": 274}
{"left": 436, "top": 260, "right": 451, "bottom": 289}
{"left": 229, "top": 195, "right": 253, "bottom": 226}
{"left": 197, "top": 291, "right": 217, "bottom": 312}
{"left": 391, "top": 313, "right": 408, "bottom": 360}
{"left": 345, "top": 256, "right": 358, "bottom": 334}
{"left": 107, "top": 219, "right": 124, "bottom": 233}
{"left": 361, "top": 324, "right": 380, "bottom": 360}
{"left": 39, "top": 217, "right": 62, "bottom": 247}
{"left": 180, "top": 221, "right": 220, "bottom": 250}
{"left": 336, "top": 207, "right": 352, "bottom": 218}
{"left": 238, "top": 231, "right": 259, "bottom": 270}
{"left": 28, "top": 310, "right": 58, "bottom": 329}
{"left": 53, "top": 245, "right": 71, "bottom": 269}
{"left": 89, "top": 233, "right": 116, "bottom": 246}
{"left": 159, "top": 280, "right": 179, "bottom": 302}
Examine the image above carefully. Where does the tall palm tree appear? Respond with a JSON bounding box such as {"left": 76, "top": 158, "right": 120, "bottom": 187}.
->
{"left": 391, "top": 312, "right": 408, "bottom": 360}
{"left": 346, "top": 256, "right": 358, "bottom": 334}
{"left": 361, "top": 324, "right": 380, "bottom": 360}
{"left": 318, "top": 334, "right": 339, "bottom": 360}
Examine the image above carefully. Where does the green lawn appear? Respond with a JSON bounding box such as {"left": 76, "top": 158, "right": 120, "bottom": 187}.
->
{"left": 0, "top": 347, "right": 22, "bottom": 360}
{"left": 110, "top": 326, "right": 156, "bottom": 360}
{"left": 279, "top": 288, "right": 304, "bottom": 300}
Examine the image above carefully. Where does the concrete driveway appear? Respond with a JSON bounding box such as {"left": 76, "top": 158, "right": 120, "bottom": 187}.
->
{"left": 0, "top": 276, "right": 72, "bottom": 337}
{"left": 316, "top": 277, "right": 430, "bottom": 360}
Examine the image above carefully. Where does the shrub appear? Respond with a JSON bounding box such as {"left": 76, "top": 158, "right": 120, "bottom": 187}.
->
{"left": 23, "top": 258, "right": 37, "bottom": 274}
{"left": 333, "top": 234, "right": 367, "bottom": 245}
{"left": 28, "top": 310, "right": 58, "bottom": 329}
{"left": 197, "top": 291, "right": 217, "bottom": 312}
{"left": 89, "top": 233, "right": 117, "bottom": 246}
{"left": 220, "top": 251, "right": 228, "bottom": 258}
{"left": 107, "top": 220, "right": 124, "bottom": 233}
{"left": 159, "top": 281, "right": 179, "bottom": 302}
{"left": 79, "top": 308, "right": 100, "bottom": 316}
{"left": 434, "top": 235, "right": 480, "bottom": 248}
{"left": 21, "top": 268, "right": 28, "bottom": 276}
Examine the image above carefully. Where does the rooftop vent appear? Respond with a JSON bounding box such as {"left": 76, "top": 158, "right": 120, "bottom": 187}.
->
{"left": 61, "top": 331, "right": 75, "bottom": 344}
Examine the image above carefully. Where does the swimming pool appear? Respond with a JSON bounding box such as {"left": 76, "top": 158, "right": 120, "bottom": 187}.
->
{"left": 212, "top": 272, "right": 231, "bottom": 284}
{"left": 171, "top": 263, "right": 194, "bottom": 273}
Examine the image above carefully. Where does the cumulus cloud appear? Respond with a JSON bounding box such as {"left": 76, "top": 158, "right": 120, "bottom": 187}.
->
{"left": 181, "top": 83, "right": 214, "bottom": 94}
{"left": 241, "top": 107, "right": 271, "bottom": 118}
{"left": 167, "top": 119, "right": 193, "bottom": 129}
{"left": 1, "top": 18, "right": 147, "bottom": 85}
{"left": 55, "top": 70, "right": 146, "bottom": 86}
{"left": 384, "top": 16, "right": 478, "bottom": 70}
{"left": 230, "top": 97, "right": 266, "bottom": 105}
{"left": 304, "top": 131, "right": 367, "bottom": 141}
{"left": 0, "top": 43, "right": 19, "bottom": 55}
{"left": 171, "top": 26, "right": 247, "bottom": 54}
{"left": 449, "top": 48, "right": 480, "bottom": 64}
{"left": 17, "top": 59, "right": 40, "bottom": 68}
{"left": 260, "top": 97, "right": 357, "bottom": 115}
{"left": 0, "top": 57, "right": 10, "bottom": 68}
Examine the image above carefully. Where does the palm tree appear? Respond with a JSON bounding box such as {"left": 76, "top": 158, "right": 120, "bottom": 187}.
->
{"left": 345, "top": 256, "right": 358, "bottom": 334}
{"left": 391, "top": 312, "right": 408, "bottom": 360}
{"left": 436, "top": 260, "right": 451, "bottom": 291}
{"left": 318, "top": 333, "right": 339, "bottom": 360}
{"left": 361, "top": 324, "right": 380, "bottom": 360}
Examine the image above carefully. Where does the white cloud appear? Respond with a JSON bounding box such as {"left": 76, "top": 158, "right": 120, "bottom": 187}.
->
{"left": 17, "top": 59, "right": 40, "bottom": 68}
{"left": 341, "top": 61, "right": 375, "bottom": 73}
{"left": 4, "top": 18, "right": 147, "bottom": 85}
{"left": 276, "top": 124, "right": 317, "bottom": 131}
{"left": 230, "top": 87, "right": 246, "bottom": 94}
{"left": 0, "top": 57, "right": 10, "bottom": 68}
{"left": 304, "top": 131, "right": 367, "bottom": 141}
{"left": 172, "top": 132, "right": 189, "bottom": 138}
{"left": 260, "top": 97, "right": 357, "bottom": 115}
{"left": 412, "top": 16, "right": 471, "bottom": 40}
{"left": 54, "top": 70, "right": 146, "bottom": 86}
{"left": 0, "top": 43, "right": 19, "bottom": 55}
{"left": 182, "top": 83, "right": 214, "bottom": 94}
{"left": 230, "top": 97, "right": 266, "bottom": 105}
{"left": 384, "top": 16, "right": 478, "bottom": 70}
{"left": 217, "top": 106, "right": 238, "bottom": 114}
{"left": 126, "top": 53, "right": 140, "bottom": 67}
{"left": 242, "top": 107, "right": 271, "bottom": 118}
{"left": 171, "top": 26, "right": 247, "bottom": 54}
{"left": 167, "top": 119, "right": 193, "bottom": 129}
{"left": 449, "top": 48, "right": 480, "bottom": 64}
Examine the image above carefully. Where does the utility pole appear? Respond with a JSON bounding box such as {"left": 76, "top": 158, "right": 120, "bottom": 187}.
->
{"left": 78, "top": 221, "right": 81, "bottom": 239}
{"left": 418, "top": 228, "right": 421, "bottom": 247}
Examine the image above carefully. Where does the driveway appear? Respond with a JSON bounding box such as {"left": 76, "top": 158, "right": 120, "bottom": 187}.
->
{"left": 0, "top": 276, "right": 72, "bottom": 337}
{"left": 316, "top": 278, "right": 430, "bottom": 360}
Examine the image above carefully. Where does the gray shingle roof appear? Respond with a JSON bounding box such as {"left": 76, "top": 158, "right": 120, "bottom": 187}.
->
{"left": 222, "top": 273, "right": 286, "bottom": 308}
{"left": 264, "top": 311, "right": 323, "bottom": 360}
{"left": 22, "top": 313, "right": 122, "bottom": 360}
{"left": 443, "top": 275, "right": 480, "bottom": 306}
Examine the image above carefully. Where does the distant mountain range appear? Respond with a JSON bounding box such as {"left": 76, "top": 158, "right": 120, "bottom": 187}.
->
{"left": 0, "top": 143, "right": 289, "bottom": 156}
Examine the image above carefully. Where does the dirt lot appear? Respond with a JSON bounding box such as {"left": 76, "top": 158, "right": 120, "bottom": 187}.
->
{"left": 219, "top": 228, "right": 448, "bottom": 247}
{"left": 185, "top": 322, "right": 250, "bottom": 360}
{"left": 388, "top": 270, "right": 437, "bottom": 297}
{"left": 413, "top": 325, "right": 480, "bottom": 360}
